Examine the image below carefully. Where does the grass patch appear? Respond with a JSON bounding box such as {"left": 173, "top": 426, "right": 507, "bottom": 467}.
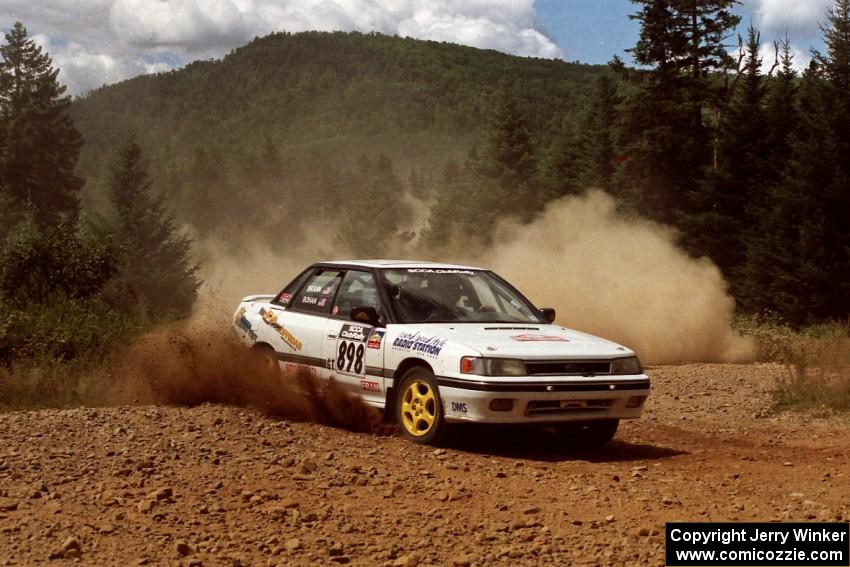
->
{"left": 737, "top": 315, "right": 850, "bottom": 411}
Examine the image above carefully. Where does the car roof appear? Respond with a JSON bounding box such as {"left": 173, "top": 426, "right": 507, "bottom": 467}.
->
{"left": 318, "top": 259, "right": 484, "bottom": 270}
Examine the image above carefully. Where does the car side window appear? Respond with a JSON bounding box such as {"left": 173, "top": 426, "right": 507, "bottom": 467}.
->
{"left": 289, "top": 269, "right": 344, "bottom": 315}
{"left": 332, "top": 270, "right": 382, "bottom": 320}
{"left": 273, "top": 268, "right": 313, "bottom": 307}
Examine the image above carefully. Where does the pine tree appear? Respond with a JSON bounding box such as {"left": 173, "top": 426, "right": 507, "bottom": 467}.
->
{"left": 738, "top": 37, "right": 798, "bottom": 312}
{"left": 334, "top": 154, "right": 413, "bottom": 257}
{"left": 575, "top": 75, "right": 621, "bottom": 193}
{"left": 621, "top": 0, "right": 740, "bottom": 224}
{"left": 686, "top": 25, "right": 769, "bottom": 283}
{"left": 478, "top": 83, "right": 540, "bottom": 219}
{"left": 764, "top": 36, "right": 797, "bottom": 170}
{"left": 0, "top": 22, "right": 83, "bottom": 227}
{"left": 109, "top": 139, "right": 200, "bottom": 316}
{"left": 539, "top": 114, "right": 580, "bottom": 201}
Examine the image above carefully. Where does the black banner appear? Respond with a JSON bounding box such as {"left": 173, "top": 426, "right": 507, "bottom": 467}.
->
{"left": 666, "top": 523, "right": 849, "bottom": 566}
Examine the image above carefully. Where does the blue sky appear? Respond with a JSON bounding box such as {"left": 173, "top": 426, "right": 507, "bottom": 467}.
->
{"left": 2, "top": 0, "right": 836, "bottom": 94}
{"left": 535, "top": 0, "right": 829, "bottom": 66}
{"left": 535, "top": 0, "right": 639, "bottom": 64}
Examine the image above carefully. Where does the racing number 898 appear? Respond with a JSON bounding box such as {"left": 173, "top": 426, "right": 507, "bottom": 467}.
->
{"left": 337, "top": 341, "right": 365, "bottom": 375}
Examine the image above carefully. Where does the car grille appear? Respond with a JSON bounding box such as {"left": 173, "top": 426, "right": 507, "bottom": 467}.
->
{"left": 526, "top": 399, "right": 614, "bottom": 416}
{"left": 525, "top": 360, "right": 611, "bottom": 376}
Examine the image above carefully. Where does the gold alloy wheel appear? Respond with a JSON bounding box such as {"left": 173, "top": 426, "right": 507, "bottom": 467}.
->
{"left": 400, "top": 379, "right": 437, "bottom": 437}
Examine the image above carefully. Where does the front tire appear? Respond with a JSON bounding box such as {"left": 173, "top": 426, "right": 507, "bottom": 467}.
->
{"left": 395, "top": 368, "right": 447, "bottom": 445}
{"left": 555, "top": 419, "right": 619, "bottom": 449}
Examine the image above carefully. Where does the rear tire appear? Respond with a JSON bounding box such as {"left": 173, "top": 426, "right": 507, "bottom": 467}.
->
{"left": 555, "top": 419, "right": 619, "bottom": 449}
{"left": 395, "top": 368, "right": 447, "bottom": 445}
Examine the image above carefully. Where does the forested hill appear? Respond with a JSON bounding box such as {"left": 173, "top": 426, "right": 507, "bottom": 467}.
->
{"left": 71, "top": 31, "right": 605, "bottom": 215}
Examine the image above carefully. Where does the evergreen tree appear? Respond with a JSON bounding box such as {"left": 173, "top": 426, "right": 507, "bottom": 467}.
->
{"left": 0, "top": 22, "right": 83, "bottom": 227}
{"left": 109, "top": 139, "right": 200, "bottom": 316}
{"left": 686, "top": 25, "right": 769, "bottom": 282}
{"left": 763, "top": 36, "right": 797, "bottom": 170}
{"left": 621, "top": 0, "right": 740, "bottom": 224}
{"left": 575, "top": 75, "right": 621, "bottom": 193}
{"left": 334, "top": 154, "right": 413, "bottom": 257}
{"left": 539, "top": 114, "right": 580, "bottom": 201}
{"left": 419, "top": 160, "right": 463, "bottom": 251}
{"left": 478, "top": 83, "right": 541, "bottom": 219}
{"left": 738, "top": 37, "right": 798, "bottom": 312}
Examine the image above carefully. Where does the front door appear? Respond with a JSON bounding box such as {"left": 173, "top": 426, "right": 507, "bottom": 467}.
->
{"left": 322, "top": 270, "right": 388, "bottom": 405}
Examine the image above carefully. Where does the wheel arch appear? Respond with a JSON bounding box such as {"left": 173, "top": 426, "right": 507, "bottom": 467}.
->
{"left": 385, "top": 357, "right": 434, "bottom": 422}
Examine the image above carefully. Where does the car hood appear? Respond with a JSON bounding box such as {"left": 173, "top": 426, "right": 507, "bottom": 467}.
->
{"left": 393, "top": 323, "right": 634, "bottom": 360}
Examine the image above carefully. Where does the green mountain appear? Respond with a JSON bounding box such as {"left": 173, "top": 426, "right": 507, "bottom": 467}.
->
{"left": 71, "top": 31, "right": 606, "bottom": 235}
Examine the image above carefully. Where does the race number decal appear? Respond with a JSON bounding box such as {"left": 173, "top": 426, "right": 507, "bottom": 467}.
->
{"left": 336, "top": 323, "right": 371, "bottom": 377}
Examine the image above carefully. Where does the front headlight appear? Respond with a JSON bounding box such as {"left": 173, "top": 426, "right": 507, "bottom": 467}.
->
{"left": 461, "top": 357, "right": 527, "bottom": 376}
{"left": 610, "top": 356, "right": 642, "bottom": 375}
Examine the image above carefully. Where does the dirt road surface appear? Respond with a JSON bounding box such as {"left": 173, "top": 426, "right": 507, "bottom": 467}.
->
{"left": 1, "top": 363, "right": 848, "bottom": 566}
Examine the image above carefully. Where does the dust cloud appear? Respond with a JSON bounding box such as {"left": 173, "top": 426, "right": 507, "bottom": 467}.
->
{"left": 479, "top": 191, "right": 754, "bottom": 364}
{"left": 102, "top": 324, "right": 384, "bottom": 432}
{"left": 190, "top": 189, "right": 752, "bottom": 365}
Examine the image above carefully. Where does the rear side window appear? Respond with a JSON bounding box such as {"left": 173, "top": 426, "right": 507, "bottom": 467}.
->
{"left": 273, "top": 269, "right": 313, "bottom": 307}
{"left": 332, "top": 270, "right": 382, "bottom": 320}
{"left": 290, "top": 269, "right": 344, "bottom": 315}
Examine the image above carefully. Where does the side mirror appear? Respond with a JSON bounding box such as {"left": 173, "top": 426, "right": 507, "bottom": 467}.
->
{"left": 539, "top": 307, "right": 556, "bottom": 324}
{"left": 351, "top": 306, "right": 382, "bottom": 327}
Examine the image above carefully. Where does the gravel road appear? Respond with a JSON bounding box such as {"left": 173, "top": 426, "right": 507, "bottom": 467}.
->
{"left": 1, "top": 363, "right": 848, "bottom": 566}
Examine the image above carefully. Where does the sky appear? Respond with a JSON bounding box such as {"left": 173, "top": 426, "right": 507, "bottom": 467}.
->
{"left": 0, "top": 0, "right": 836, "bottom": 95}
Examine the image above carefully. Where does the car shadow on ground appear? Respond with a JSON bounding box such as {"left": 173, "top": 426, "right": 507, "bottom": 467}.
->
{"left": 442, "top": 424, "right": 686, "bottom": 463}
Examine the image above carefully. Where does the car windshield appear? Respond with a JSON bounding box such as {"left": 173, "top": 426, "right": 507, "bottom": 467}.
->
{"left": 380, "top": 268, "right": 544, "bottom": 324}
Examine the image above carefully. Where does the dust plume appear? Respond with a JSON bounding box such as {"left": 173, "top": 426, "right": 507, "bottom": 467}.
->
{"left": 477, "top": 191, "right": 754, "bottom": 364}
{"left": 100, "top": 323, "right": 384, "bottom": 433}
{"left": 188, "top": 189, "right": 752, "bottom": 365}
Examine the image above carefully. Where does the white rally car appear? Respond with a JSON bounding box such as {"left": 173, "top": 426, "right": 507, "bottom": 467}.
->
{"left": 233, "top": 260, "right": 650, "bottom": 446}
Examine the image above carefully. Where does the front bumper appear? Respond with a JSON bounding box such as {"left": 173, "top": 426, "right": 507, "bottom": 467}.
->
{"left": 436, "top": 374, "right": 650, "bottom": 424}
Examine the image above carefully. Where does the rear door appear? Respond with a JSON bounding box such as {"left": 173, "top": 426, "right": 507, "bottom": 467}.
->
{"left": 262, "top": 268, "right": 344, "bottom": 378}
{"left": 322, "top": 270, "right": 388, "bottom": 404}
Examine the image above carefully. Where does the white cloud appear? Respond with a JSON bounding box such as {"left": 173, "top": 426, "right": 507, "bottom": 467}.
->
{"left": 749, "top": 0, "right": 832, "bottom": 39}
{"left": 4, "top": 0, "right": 562, "bottom": 94}
{"left": 750, "top": 40, "right": 811, "bottom": 75}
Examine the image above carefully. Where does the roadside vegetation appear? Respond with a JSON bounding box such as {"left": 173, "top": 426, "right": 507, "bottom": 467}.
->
{"left": 0, "top": 24, "right": 199, "bottom": 406}
{"left": 738, "top": 316, "right": 850, "bottom": 411}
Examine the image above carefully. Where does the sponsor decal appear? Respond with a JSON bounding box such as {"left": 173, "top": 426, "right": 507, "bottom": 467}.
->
{"left": 360, "top": 380, "right": 380, "bottom": 392}
{"left": 305, "top": 284, "right": 323, "bottom": 294}
{"left": 367, "top": 330, "right": 385, "bottom": 349}
{"left": 332, "top": 305, "right": 340, "bottom": 315}
{"left": 301, "top": 295, "right": 319, "bottom": 305}
{"left": 407, "top": 268, "right": 476, "bottom": 275}
{"left": 258, "top": 308, "right": 303, "bottom": 351}
{"left": 450, "top": 401, "right": 468, "bottom": 414}
{"left": 322, "top": 286, "right": 333, "bottom": 295}
{"left": 317, "top": 298, "right": 327, "bottom": 307}
{"left": 391, "top": 331, "right": 448, "bottom": 358}
{"left": 262, "top": 308, "right": 278, "bottom": 325}
{"left": 510, "top": 334, "right": 569, "bottom": 342}
{"left": 354, "top": 310, "right": 371, "bottom": 322}
{"left": 233, "top": 307, "right": 257, "bottom": 341}
{"left": 280, "top": 292, "right": 292, "bottom": 304}
{"left": 340, "top": 323, "right": 371, "bottom": 343}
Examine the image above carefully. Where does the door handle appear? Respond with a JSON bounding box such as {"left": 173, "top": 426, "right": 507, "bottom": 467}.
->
{"left": 327, "top": 333, "right": 337, "bottom": 339}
